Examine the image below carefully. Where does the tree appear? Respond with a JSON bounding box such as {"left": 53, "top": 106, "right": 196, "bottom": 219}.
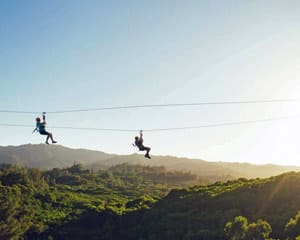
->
{"left": 225, "top": 216, "right": 272, "bottom": 240}
{"left": 244, "top": 219, "right": 272, "bottom": 240}
{"left": 0, "top": 186, "right": 35, "bottom": 240}
{"left": 224, "top": 216, "right": 248, "bottom": 240}
{"left": 69, "top": 164, "right": 84, "bottom": 174}
{"left": 284, "top": 211, "right": 300, "bottom": 239}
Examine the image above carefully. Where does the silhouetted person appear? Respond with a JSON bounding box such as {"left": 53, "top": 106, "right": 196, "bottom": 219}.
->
{"left": 33, "top": 113, "right": 57, "bottom": 144}
{"left": 134, "top": 130, "right": 151, "bottom": 159}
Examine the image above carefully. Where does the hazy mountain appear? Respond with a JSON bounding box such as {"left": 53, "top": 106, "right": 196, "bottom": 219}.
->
{"left": 91, "top": 154, "right": 300, "bottom": 178}
{"left": 0, "top": 144, "right": 114, "bottom": 169}
{"left": 0, "top": 144, "right": 299, "bottom": 178}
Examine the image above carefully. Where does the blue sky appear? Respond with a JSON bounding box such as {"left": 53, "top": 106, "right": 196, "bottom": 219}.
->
{"left": 1, "top": 0, "right": 300, "bottom": 165}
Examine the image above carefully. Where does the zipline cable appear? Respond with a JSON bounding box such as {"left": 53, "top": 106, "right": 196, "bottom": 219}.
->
{"left": 0, "top": 124, "right": 136, "bottom": 132}
{"left": 144, "top": 115, "right": 300, "bottom": 132}
{"left": 49, "top": 99, "right": 300, "bottom": 114}
{"left": 0, "top": 115, "right": 299, "bottom": 133}
{"left": 0, "top": 110, "right": 40, "bottom": 114}
{"left": 0, "top": 98, "right": 299, "bottom": 114}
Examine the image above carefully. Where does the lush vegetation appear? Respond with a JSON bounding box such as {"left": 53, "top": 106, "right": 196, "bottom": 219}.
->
{"left": 0, "top": 163, "right": 202, "bottom": 239}
{"left": 1, "top": 163, "right": 300, "bottom": 239}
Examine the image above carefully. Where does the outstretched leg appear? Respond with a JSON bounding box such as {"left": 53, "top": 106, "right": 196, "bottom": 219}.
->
{"left": 45, "top": 135, "right": 50, "bottom": 144}
{"left": 47, "top": 133, "right": 57, "bottom": 144}
{"left": 144, "top": 147, "right": 151, "bottom": 159}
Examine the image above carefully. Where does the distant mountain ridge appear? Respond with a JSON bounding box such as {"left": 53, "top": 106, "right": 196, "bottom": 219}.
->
{"left": 0, "top": 144, "right": 114, "bottom": 169}
{"left": 0, "top": 144, "right": 299, "bottom": 178}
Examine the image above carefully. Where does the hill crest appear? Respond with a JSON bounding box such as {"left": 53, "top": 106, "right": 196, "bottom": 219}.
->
{"left": 0, "top": 144, "right": 299, "bottom": 179}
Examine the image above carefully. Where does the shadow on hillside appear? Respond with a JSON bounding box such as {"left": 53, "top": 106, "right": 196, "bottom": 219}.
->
{"left": 41, "top": 209, "right": 147, "bottom": 240}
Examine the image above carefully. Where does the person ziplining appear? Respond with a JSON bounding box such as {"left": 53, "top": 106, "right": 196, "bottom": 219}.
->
{"left": 33, "top": 112, "right": 57, "bottom": 144}
{"left": 133, "top": 130, "right": 151, "bottom": 159}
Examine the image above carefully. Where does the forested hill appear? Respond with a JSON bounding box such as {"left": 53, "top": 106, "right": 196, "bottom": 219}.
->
{"left": 124, "top": 172, "right": 300, "bottom": 240}
{"left": 0, "top": 144, "right": 299, "bottom": 179}
{"left": 54, "top": 171, "right": 300, "bottom": 240}
{"left": 1, "top": 163, "right": 300, "bottom": 240}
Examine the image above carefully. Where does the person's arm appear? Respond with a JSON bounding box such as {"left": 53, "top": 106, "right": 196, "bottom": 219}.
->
{"left": 32, "top": 122, "right": 38, "bottom": 133}
{"left": 139, "top": 130, "right": 143, "bottom": 140}
{"left": 139, "top": 130, "right": 144, "bottom": 144}
{"left": 42, "top": 112, "right": 46, "bottom": 124}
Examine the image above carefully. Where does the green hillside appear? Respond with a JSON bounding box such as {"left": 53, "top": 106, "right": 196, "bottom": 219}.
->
{"left": 0, "top": 163, "right": 203, "bottom": 240}
{"left": 51, "top": 172, "right": 300, "bottom": 240}
{"left": 1, "top": 163, "right": 300, "bottom": 239}
{"left": 124, "top": 172, "right": 300, "bottom": 240}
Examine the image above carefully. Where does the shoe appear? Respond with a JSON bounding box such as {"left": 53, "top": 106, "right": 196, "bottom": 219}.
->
{"left": 45, "top": 141, "right": 49, "bottom": 144}
{"left": 145, "top": 154, "right": 151, "bottom": 159}
{"left": 52, "top": 141, "right": 57, "bottom": 144}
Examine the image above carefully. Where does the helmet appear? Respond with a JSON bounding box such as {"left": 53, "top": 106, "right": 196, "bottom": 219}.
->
{"left": 36, "top": 117, "right": 41, "bottom": 122}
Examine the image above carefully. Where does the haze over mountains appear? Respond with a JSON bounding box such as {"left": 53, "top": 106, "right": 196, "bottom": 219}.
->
{"left": 0, "top": 144, "right": 299, "bottom": 179}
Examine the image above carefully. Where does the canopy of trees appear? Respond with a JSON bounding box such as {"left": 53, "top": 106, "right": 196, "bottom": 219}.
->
{"left": 1, "top": 164, "right": 300, "bottom": 239}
